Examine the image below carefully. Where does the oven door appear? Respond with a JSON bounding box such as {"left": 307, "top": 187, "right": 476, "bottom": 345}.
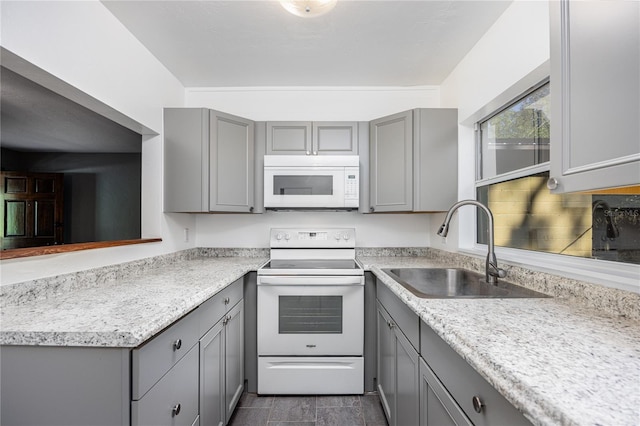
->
{"left": 257, "top": 275, "right": 364, "bottom": 356}
{"left": 264, "top": 167, "right": 346, "bottom": 208}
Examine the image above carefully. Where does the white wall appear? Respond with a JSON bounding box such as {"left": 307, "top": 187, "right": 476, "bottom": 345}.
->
{"left": 185, "top": 86, "right": 440, "bottom": 121}
{"left": 0, "top": 0, "right": 192, "bottom": 285}
{"left": 186, "top": 86, "right": 439, "bottom": 247}
{"left": 437, "top": 0, "right": 551, "bottom": 253}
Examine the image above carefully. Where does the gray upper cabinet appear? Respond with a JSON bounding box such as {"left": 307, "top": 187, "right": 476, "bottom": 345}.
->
{"left": 313, "top": 122, "right": 359, "bottom": 155}
{"left": 266, "top": 122, "right": 312, "bottom": 155}
{"left": 549, "top": 0, "right": 640, "bottom": 193}
{"left": 369, "top": 110, "right": 413, "bottom": 212}
{"left": 164, "top": 108, "right": 255, "bottom": 213}
{"left": 266, "top": 121, "right": 358, "bottom": 155}
{"left": 369, "top": 109, "right": 457, "bottom": 213}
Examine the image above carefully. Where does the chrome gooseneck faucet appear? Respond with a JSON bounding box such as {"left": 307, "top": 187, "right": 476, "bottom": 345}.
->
{"left": 437, "top": 200, "right": 506, "bottom": 284}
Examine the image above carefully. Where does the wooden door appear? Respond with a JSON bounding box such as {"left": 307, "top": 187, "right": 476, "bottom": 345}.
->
{"left": 1, "top": 171, "right": 64, "bottom": 249}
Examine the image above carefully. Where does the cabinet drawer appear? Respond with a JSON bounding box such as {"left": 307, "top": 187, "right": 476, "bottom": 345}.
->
{"left": 377, "top": 280, "right": 419, "bottom": 350}
{"left": 420, "top": 323, "right": 531, "bottom": 426}
{"left": 132, "top": 344, "right": 199, "bottom": 426}
{"left": 132, "top": 309, "right": 200, "bottom": 400}
{"left": 199, "top": 277, "right": 243, "bottom": 336}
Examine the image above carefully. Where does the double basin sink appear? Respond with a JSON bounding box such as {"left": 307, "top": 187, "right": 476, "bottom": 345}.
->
{"left": 383, "top": 268, "right": 549, "bottom": 298}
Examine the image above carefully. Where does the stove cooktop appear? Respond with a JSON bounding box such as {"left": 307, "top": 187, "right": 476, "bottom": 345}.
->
{"left": 263, "top": 259, "right": 361, "bottom": 270}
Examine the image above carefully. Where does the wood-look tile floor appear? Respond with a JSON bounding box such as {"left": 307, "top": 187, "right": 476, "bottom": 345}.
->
{"left": 228, "top": 393, "right": 389, "bottom": 426}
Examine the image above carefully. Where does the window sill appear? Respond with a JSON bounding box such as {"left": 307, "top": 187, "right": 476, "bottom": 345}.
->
{"left": 459, "top": 244, "right": 640, "bottom": 294}
{"left": 0, "top": 239, "right": 162, "bottom": 260}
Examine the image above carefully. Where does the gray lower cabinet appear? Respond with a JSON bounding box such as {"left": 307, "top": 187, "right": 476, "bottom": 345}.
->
{"left": 200, "top": 280, "right": 244, "bottom": 426}
{"left": 0, "top": 277, "right": 246, "bottom": 426}
{"left": 376, "top": 280, "right": 530, "bottom": 426}
{"left": 419, "top": 358, "right": 471, "bottom": 426}
{"left": 549, "top": 0, "right": 640, "bottom": 193}
{"left": 164, "top": 108, "right": 255, "bottom": 213}
{"left": 266, "top": 121, "right": 358, "bottom": 155}
{"left": 376, "top": 282, "right": 420, "bottom": 426}
{"left": 0, "top": 346, "right": 130, "bottom": 426}
{"left": 132, "top": 344, "right": 200, "bottom": 426}
{"left": 369, "top": 109, "right": 458, "bottom": 213}
{"left": 420, "top": 322, "right": 531, "bottom": 426}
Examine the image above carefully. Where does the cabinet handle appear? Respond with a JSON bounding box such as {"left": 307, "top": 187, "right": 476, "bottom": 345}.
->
{"left": 223, "top": 315, "right": 230, "bottom": 326}
{"left": 472, "top": 396, "right": 484, "bottom": 413}
{"left": 224, "top": 297, "right": 230, "bottom": 305}
{"left": 313, "top": 151, "right": 318, "bottom": 155}
{"left": 546, "top": 177, "right": 559, "bottom": 190}
{"left": 370, "top": 206, "right": 375, "bottom": 212}
{"left": 249, "top": 206, "right": 254, "bottom": 212}
{"left": 172, "top": 403, "right": 181, "bottom": 417}
{"left": 387, "top": 321, "right": 395, "bottom": 329}
{"left": 173, "top": 339, "right": 182, "bottom": 351}
{"left": 306, "top": 151, "right": 311, "bottom": 155}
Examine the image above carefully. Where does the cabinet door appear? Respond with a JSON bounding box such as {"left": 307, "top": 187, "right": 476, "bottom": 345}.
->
{"left": 266, "top": 122, "right": 312, "bottom": 155}
{"left": 369, "top": 110, "right": 413, "bottom": 212}
{"left": 419, "top": 358, "right": 471, "bottom": 426}
{"left": 132, "top": 345, "right": 199, "bottom": 426}
{"left": 413, "top": 109, "right": 458, "bottom": 212}
{"left": 377, "top": 304, "right": 396, "bottom": 424}
{"left": 210, "top": 110, "right": 255, "bottom": 212}
{"left": 164, "top": 108, "right": 209, "bottom": 212}
{"left": 224, "top": 301, "right": 244, "bottom": 422}
{"left": 313, "top": 122, "right": 358, "bottom": 155}
{"left": 395, "top": 323, "right": 419, "bottom": 426}
{"left": 550, "top": 0, "right": 640, "bottom": 193}
{"left": 200, "top": 320, "right": 225, "bottom": 426}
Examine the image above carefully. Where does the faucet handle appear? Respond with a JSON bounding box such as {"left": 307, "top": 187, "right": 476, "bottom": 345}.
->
{"left": 487, "top": 262, "right": 507, "bottom": 283}
{"left": 487, "top": 262, "right": 507, "bottom": 279}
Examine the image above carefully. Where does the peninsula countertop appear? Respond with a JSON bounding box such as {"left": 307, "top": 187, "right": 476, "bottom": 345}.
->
{"left": 359, "top": 255, "right": 640, "bottom": 426}
{"left": 0, "top": 256, "right": 267, "bottom": 347}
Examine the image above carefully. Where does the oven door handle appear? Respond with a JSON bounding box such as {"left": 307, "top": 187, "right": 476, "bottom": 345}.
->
{"left": 257, "top": 276, "right": 363, "bottom": 286}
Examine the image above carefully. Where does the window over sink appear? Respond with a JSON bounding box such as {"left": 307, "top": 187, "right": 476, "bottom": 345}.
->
{"left": 476, "top": 81, "right": 640, "bottom": 266}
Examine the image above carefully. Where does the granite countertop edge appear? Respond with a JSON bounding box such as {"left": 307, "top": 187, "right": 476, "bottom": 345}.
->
{"left": 0, "top": 254, "right": 269, "bottom": 348}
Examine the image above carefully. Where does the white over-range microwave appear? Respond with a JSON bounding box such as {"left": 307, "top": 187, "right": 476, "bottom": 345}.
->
{"left": 264, "top": 155, "right": 359, "bottom": 209}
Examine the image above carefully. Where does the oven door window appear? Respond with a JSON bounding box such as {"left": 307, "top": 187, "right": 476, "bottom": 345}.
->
{"left": 272, "top": 175, "right": 333, "bottom": 195}
{"left": 279, "top": 295, "right": 342, "bottom": 334}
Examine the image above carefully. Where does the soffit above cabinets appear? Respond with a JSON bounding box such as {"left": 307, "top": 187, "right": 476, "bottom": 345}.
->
{"left": 101, "top": 0, "right": 512, "bottom": 87}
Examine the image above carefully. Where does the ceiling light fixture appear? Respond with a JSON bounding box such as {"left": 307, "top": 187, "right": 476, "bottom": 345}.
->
{"left": 280, "top": 0, "right": 338, "bottom": 18}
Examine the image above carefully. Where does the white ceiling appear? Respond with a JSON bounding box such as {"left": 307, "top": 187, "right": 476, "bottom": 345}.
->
{"left": 102, "top": 0, "right": 512, "bottom": 87}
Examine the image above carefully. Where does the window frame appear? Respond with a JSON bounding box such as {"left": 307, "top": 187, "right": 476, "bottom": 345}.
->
{"left": 462, "top": 73, "right": 639, "bottom": 294}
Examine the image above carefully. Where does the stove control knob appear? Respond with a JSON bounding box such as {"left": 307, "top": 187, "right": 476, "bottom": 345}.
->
{"left": 334, "top": 233, "right": 341, "bottom": 241}
{"left": 343, "top": 233, "right": 350, "bottom": 241}
{"left": 284, "top": 233, "right": 291, "bottom": 241}
{"left": 276, "top": 233, "right": 284, "bottom": 240}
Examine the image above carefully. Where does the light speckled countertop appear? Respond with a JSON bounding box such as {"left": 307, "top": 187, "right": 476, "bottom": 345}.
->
{"left": 0, "top": 256, "right": 267, "bottom": 347}
{"left": 1, "top": 250, "right": 639, "bottom": 425}
{"left": 359, "top": 256, "right": 640, "bottom": 426}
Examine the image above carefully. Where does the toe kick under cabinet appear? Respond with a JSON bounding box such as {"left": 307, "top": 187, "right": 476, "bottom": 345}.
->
{"left": 376, "top": 280, "right": 531, "bottom": 426}
{"left": 0, "top": 277, "right": 244, "bottom": 426}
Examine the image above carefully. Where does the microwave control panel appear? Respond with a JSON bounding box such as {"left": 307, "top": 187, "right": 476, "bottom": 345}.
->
{"left": 344, "top": 166, "right": 359, "bottom": 203}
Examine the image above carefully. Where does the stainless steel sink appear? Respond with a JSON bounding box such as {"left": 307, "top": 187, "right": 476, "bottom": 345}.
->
{"left": 383, "top": 268, "right": 550, "bottom": 298}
